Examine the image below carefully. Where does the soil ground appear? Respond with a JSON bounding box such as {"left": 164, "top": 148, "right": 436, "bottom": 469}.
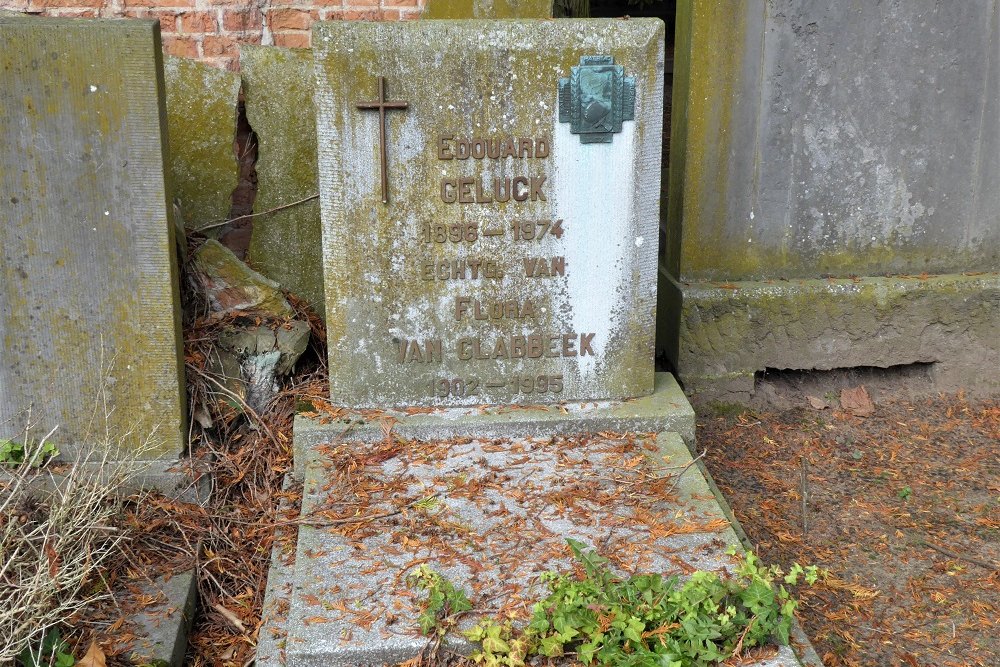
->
{"left": 699, "top": 393, "right": 1000, "bottom": 667}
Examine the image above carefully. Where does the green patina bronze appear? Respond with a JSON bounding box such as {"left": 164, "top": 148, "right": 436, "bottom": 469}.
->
{"left": 558, "top": 55, "right": 635, "bottom": 144}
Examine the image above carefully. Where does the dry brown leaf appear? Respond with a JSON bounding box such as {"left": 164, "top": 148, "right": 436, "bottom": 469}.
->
{"left": 840, "top": 385, "right": 874, "bottom": 417}
{"left": 77, "top": 642, "right": 106, "bottom": 667}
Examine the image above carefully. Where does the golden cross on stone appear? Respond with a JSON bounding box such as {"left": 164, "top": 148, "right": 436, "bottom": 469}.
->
{"left": 356, "top": 76, "right": 409, "bottom": 204}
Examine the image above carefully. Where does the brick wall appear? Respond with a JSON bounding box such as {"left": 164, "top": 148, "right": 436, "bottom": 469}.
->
{"left": 0, "top": 0, "right": 424, "bottom": 69}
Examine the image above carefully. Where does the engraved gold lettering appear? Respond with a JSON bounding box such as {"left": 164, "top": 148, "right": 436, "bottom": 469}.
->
{"left": 527, "top": 334, "right": 543, "bottom": 358}
{"left": 500, "top": 137, "right": 516, "bottom": 158}
{"left": 471, "top": 138, "right": 486, "bottom": 159}
{"left": 511, "top": 336, "right": 525, "bottom": 358}
{"left": 546, "top": 335, "right": 560, "bottom": 357}
{"left": 535, "top": 136, "right": 549, "bottom": 158}
{"left": 398, "top": 338, "right": 442, "bottom": 363}
{"left": 458, "top": 177, "right": 474, "bottom": 203}
{"left": 530, "top": 176, "right": 546, "bottom": 201}
{"left": 518, "top": 138, "right": 532, "bottom": 158}
{"left": 475, "top": 179, "right": 493, "bottom": 204}
{"left": 438, "top": 135, "right": 454, "bottom": 160}
{"left": 441, "top": 178, "right": 456, "bottom": 203}
{"left": 513, "top": 176, "right": 529, "bottom": 202}
{"left": 562, "top": 333, "right": 577, "bottom": 356}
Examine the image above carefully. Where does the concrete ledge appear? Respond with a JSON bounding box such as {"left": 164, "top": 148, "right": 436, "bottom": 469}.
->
{"left": 292, "top": 372, "right": 694, "bottom": 478}
{"left": 128, "top": 569, "right": 198, "bottom": 667}
{"left": 660, "top": 270, "right": 1000, "bottom": 404}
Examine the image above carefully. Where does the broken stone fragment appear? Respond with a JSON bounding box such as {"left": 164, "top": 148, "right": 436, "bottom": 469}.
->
{"left": 219, "top": 320, "right": 311, "bottom": 410}
{"left": 191, "top": 239, "right": 293, "bottom": 318}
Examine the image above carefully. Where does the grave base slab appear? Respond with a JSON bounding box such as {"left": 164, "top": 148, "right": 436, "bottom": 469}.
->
{"left": 293, "top": 372, "right": 694, "bottom": 479}
{"left": 660, "top": 270, "right": 1000, "bottom": 405}
{"left": 258, "top": 422, "right": 814, "bottom": 667}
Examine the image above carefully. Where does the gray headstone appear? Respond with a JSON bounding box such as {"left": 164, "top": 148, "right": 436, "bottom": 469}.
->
{"left": 314, "top": 19, "right": 664, "bottom": 407}
{"left": 669, "top": 0, "right": 1000, "bottom": 280}
{"left": 0, "top": 17, "right": 185, "bottom": 459}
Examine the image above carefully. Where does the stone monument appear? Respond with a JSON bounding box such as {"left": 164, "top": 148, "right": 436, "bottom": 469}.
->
{"left": 0, "top": 17, "right": 185, "bottom": 459}
{"left": 315, "top": 20, "right": 664, "bottom": 408}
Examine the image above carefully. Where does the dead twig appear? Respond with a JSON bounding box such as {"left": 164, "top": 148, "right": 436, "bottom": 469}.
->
{"left": 291, "top": 492, "right": 442, "bottom": 528}
{"left": 915, "top": 539, "right": 999, "bottom": 571}
{"left": 663, "top": 449, "right": 707, "bottom": 497}
{"left": 198, "top": 194, "right": 319, "bottom": 231}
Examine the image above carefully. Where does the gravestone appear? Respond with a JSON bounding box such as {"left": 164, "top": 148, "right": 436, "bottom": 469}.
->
{"left": 315, "top": 19, "right": 664, "bottom": 407}
{"left": 258, "top": 18, "right": 816, "bottom": 667}
{"left": 0, "top": 17, "right": 185, "bottom": 459}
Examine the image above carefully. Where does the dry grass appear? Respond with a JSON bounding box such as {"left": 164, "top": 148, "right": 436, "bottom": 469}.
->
{"left": 0, "top": 422, "right": 155, "bottom": 665}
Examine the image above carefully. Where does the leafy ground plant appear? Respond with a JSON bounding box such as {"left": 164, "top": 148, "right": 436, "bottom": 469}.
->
{"left": 412, "top": 540, "right": 823, "bottom": 667}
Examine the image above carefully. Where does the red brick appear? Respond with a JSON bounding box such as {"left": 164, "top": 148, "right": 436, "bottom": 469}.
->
{"left": 267, "top": 8, "right": 315, "bottom": 31}
{"left": 318, "top": 8, "right": 344, "bottom": 19}
{"left": 383, "top": 0, "right": 417, "bottom": 7}
{"left": 342, "top": 9, "right": 379, "bottom": 19}
{"left": 123, "top": 0, "right": 194, "bottom": 9}
{"left": 202, "top": 56, "right": 238, "bottom": 71}
{"left": 381, "top": 9, "right": 400, "bottom": 19}
{"left": 202, "top": 34, "right": 236, "bottom": 56}
{"left": 344, "top": 0, "right": 378, "bottom": 6}
{"left": 310, "top": 0, "right": 344, "bottom": 7}
{"left": 178, "top": 10, "right": 217, "bottom": 33}
{"left": 398, "top": 9, "right": 420, "bottom": 20}
{"left": 48, "top": 7, "right": 99, "bottom": 16}
{"left": 39, "top": 0, "right": 103, "bottom": 8}
{"left": 222, "top": 8, "right": 262, "bottom": 32}
{"left": 162, "top": 35, "right": 199, "bottom": 58}
{"left": 272, "top": 31, "right": 310, "bottom": 48}
{"left": 150, "top": 12, "right": 178, "bottom": 32}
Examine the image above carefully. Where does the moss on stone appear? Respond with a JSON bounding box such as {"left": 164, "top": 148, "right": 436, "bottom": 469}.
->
{"left": 163, "top": 57, "right": 240, "bottom": 233}
{"left": 242, "top": 46, "right": 325, "bottom": 319}
{"left": 665, "top": 272, "right": 1000, "bottom": 403}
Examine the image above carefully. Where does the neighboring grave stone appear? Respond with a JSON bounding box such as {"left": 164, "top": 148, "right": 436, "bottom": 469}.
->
{"left": 163, "top": 56, "right": 241, "bottom": 233}
{"left": 0, "top": 17, "right": 185, "bottom": 458}
{"left": 314, "top": 19, "right": 664, "bottom": 407}
{"left": 243, "top": 46, "right": 325, "bottom": 318}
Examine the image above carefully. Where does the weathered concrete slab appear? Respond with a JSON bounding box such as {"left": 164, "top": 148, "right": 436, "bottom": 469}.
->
{"left": 261, "top": 430, "right": 803, "bottom": 667}
{"left": 242, "top": 46, "right": 325, "bottom": 318}
{"left": 668, "top": 0, "right": 1000, "bottom": 281}
{"left": 662, "top": 270, "right": 1000, "bottom": 403}
{"left": 163, "top": 56, "right": 241, "bottom": 233}
{"left": 0, "top": 16, "right": 185, "bottom": 458}
{"left": 293, "top": 371, "right": 694, "bottom": 477}
{"left": 422, "top": 0, "right": 551, "bottom": 19}
{"left": 128, "top": 568, "right": 198, "bottom": 667}
{"left": 314, "top": 19, "right": 664, "bottom": 407}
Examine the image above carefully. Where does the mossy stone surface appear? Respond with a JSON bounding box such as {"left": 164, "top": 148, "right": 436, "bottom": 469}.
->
{"left": 315, "top": 19, "right": 664, "bottom": 407}
{"left": 0, "top": 16, "right": 185, "bottom": 458}
{"left": 664, "top": 271, "right": 1000, "bottom": 403}
{"left": 242, "top": 46, "right": 325, "bottom": 319}
{"left": 668, "top": 1, "right": 1000, "bottom": 281}
{"left": 163, "top": 56, "right": 240, "bottom": 232}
